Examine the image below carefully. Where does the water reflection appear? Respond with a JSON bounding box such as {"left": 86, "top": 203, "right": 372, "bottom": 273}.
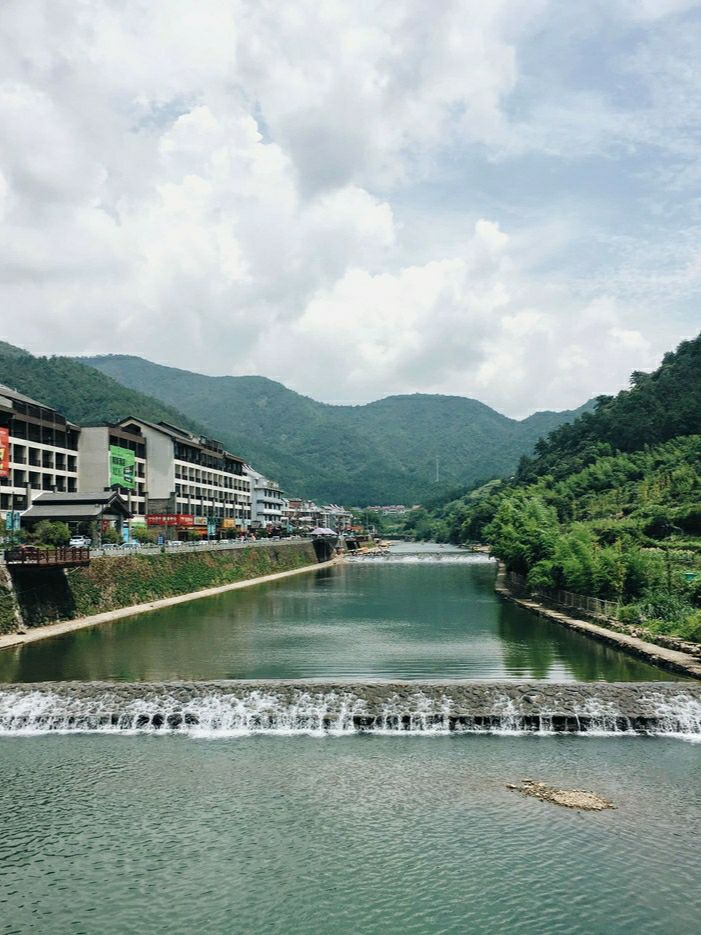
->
{"left": 0, "top": 558, "right": 677, "bottom": 682}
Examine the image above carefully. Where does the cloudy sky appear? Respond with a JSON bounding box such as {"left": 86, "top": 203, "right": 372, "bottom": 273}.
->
{"left": 0, "top": 1, "right": 700, "bottom": 416}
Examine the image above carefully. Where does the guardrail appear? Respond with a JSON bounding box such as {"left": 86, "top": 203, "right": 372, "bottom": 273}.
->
{"left": 505, "top": 572, "right": 619, "bottom": 619}
{"left": 90, "top": 537, "right": 307, "bottom": 559}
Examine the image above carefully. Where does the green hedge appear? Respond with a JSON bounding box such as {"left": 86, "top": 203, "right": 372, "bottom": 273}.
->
{"left": 12, "top": 543, "right": 318, "bottom": 628}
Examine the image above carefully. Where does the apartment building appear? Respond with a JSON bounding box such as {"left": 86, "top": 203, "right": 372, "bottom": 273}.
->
{"left": 247, "top": 467, "right": 285, "bottom": 529}
{"left": 319, "top": 504, "right": 353, "bottom": 532}
{"left": 284, "top": 497, "right": 352, "bottom": 532}
{"left": 117, "top": 418, "right": 251, "bottom": 529}
{"left": 0, "top": 384, "right": 80, "bottom": 520}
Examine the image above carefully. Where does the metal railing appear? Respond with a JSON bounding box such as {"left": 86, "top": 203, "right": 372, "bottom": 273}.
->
{"left": 90, "top": 536, "right": 306, "bottom": 559}
{"left": 4, "top": 546, "right": 91, "bottom": 567}
{"left": 505, "top": 572, "right": 619, "bottom": 619}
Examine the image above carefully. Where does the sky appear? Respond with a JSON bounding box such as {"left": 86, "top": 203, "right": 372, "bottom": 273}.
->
{"left": 0, "top": 1, "right": 700, "bottom": 417}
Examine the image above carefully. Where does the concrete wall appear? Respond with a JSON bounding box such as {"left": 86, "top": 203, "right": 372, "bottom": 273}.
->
{"left": 77, "top": 426, "right": 109, "bottom": 493}
{"left": 6, "top": 540, "right": 318, "bottom": 630}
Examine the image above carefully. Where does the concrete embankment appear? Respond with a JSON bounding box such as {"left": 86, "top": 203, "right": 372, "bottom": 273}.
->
{"left": 0, "top": 541, "right": 325, "bottom": 645}
{"left": 495, "top": 563, "right": 701, "bottom": 681}
{"left": 0, "top": 679, "right": 699, "bottom": 735}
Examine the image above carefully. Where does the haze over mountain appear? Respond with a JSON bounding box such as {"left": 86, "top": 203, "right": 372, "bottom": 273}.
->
{"left": 83, "top": 354, "right": 592, "bottom": 504}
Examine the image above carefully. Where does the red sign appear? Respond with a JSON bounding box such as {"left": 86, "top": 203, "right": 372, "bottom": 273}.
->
{"left": 146, "top": 513, "right": 195, "bottom": 527}
{"left": 0, "top": 428, "right": 9, "bottom": 478}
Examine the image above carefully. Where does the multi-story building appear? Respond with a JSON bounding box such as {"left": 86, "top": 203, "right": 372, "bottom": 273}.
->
{"left": 116, "top": 418, "right": 251, "bottom": 530}
{"left": 247, "top": 468, "right": 285, "bottom": 529}
{"left": 319, "top": 504, "right": 353, "bottom": 532}
{"left": 0, "top": 384, "right": 80, "bottom": 521}
{"left": 284, "top": 497, "right": 352, "bottom": 532}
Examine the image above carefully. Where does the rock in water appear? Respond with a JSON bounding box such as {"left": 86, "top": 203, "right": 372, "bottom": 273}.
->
{"left": 509, "top": 780, "right": 614, "bottom": 811}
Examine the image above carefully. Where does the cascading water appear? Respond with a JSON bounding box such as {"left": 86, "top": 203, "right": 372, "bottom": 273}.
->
{"left": 347, "top": 551, "right": 492, "bottom": 565}
{"left": 1, "top": 681, "right": 699, "bottom": 739}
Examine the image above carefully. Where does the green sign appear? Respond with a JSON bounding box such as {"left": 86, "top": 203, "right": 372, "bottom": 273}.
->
{"left": 109, "top": 445, "right": 136, "bottom": 490}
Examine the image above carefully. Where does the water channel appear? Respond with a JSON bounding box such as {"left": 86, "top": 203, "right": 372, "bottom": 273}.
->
{"left": 1, "top": 544, "right": 699, "bottom": 934}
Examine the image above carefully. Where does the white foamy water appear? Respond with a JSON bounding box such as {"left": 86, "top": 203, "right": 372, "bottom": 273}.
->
{"left": 1, "top": 684, "right": 699, "bottom": 740}
{"left": 347, "top": 551, "right": 493, "bottom": 565}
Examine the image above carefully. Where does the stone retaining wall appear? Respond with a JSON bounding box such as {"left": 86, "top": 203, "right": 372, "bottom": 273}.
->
{"left": 5, "top": 541, "right": 318, "bottom": 632}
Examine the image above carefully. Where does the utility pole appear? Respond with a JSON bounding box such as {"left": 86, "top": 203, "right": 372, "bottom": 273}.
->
{"left": 435, "top": 455, "right": 440, "bottom": 484}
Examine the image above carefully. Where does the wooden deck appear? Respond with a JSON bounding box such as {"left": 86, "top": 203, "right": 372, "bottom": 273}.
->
{"left": 3, "top": 546, "right": 91, "bottom": 568}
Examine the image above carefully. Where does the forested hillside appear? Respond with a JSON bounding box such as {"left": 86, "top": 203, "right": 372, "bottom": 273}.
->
{"left": 0, "top": 346, "right": 211, "bottom": 441}
{"left": 406, "top": 334, "right": 701, "bottom": 641}
{"left": 83, "top": 353, "right": 591, "bottom": 503}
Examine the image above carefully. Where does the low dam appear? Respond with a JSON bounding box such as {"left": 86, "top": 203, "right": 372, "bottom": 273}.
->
{"left": 2, "top": 679, "right": 700, "bottom": 736}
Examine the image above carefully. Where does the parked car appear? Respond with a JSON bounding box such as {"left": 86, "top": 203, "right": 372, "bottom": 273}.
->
{"left": 69, "top": 536, "right": 91, "bottom": 548}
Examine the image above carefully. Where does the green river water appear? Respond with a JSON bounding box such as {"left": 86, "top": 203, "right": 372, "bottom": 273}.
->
{"left": 0, "top": 546, "right": 699, "bottom": 934}
{"left": 0, "top": 549, "right": 677, "bottom": 682}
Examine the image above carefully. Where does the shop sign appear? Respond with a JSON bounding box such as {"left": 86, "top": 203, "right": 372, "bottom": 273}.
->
{"left": 109, "top": 445, "right": 136, "bottom": 490}
{"left": 0, "top": 427, "right": 9, "bottom": 478}
{"left": 221, "top": 518, "right": 236, "bottom": 529}
{"left": 146, "top": 513, "right": 195, "bottom": 527}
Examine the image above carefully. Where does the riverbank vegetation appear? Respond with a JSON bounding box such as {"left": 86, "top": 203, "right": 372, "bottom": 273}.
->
{"left": 403, "top": 334, "right": 701, "bottom": 641}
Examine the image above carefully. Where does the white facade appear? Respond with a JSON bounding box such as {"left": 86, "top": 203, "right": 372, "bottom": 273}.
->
{"left": 0, "top": 385, "right": 80, "bottom": 522}
{"left": 118, "top": 418, "right": 251, "bottom": 528}
{"left": 247, "top": 467, "right": 285, "bottom": 528}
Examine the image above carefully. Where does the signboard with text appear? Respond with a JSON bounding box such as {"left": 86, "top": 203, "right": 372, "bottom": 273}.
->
{"left": 0, "top": 427, "right": 9, "bottom": 478}
{"left": 146, "top": 514, "right": 195, "bottom": 527}
{"left": 109, "top": 445, "right": 136, "bottom": 490}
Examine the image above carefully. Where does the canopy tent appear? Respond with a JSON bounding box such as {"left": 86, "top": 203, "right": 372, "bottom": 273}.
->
{"left": 310, "top": 526, "right": 336, "bottom": 536}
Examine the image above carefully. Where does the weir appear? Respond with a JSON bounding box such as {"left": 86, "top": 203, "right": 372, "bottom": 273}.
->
{"left": 1, "top": 680, "right": 700, "bottom": 737}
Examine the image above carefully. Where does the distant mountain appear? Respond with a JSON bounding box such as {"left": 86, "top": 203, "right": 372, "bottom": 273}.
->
{"left": 82, "top": 354, "right": 592, "bottom": 503}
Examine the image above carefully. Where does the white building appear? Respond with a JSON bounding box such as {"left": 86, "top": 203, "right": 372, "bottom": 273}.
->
{"left": 0, "top": 384, "right": 80, "bottom": 524}
{"left": 320, "top": 504, "right": 353, "bottom": 532}
{"left": 247, "top": 467, "right": 285, "bottom": 529}
{"left": 107, "top": 418, "right": 251, "bottom": 531}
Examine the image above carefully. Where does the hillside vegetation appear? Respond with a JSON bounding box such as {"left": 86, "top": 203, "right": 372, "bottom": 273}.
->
{"left": 0, "top": 346, "right": 211, "bottom": 440}
{"left": 83, "top": 353, "right": 591, "bottom": 503}
{"left": 406, "top": 334, "right": 701, "bottom": 641}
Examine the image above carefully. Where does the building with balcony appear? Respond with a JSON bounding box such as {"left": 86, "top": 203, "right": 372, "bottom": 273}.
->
{"left": 247, "top": 468, "right": 285, "bottom": 529}
{"left": 115, "top": 417, "right": 251, "bottom": 529}
{"left": 0, "top": 384, "right": 80, "bottom": 522}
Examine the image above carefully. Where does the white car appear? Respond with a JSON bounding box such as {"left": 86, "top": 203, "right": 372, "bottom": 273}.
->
{"left": 69, "top": 535, "right": 91, "bottom": 548}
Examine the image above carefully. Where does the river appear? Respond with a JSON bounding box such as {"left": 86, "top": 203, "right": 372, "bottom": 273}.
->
{"left": 0, "top": 546, "right": 678, "bottom": 682}
{"left": 0, "top": 544, "right": 699, "bottom": 934}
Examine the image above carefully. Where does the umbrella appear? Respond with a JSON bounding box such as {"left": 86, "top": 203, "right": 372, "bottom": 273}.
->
{"left": 310, "top": 526, "right": 336, "bottom": 536}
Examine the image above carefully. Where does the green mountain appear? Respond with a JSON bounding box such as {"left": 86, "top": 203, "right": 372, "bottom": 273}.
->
{"left": 0, "top": 344, "right": 210, "bottom": 440}
{"left": 82, "top": 354, "right": 592, "bottom": 503}
{"left": 411, "top": 333, "right": 701, "bottom": 640}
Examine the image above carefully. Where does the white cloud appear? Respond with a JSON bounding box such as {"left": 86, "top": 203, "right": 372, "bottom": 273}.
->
{"left": 0, "top": 0, "right": 696, "bottom": 416}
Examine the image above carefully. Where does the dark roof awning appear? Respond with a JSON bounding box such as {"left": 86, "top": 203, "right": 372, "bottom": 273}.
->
{"left": 22, "top": 490, "right": 131, "bottom": 522}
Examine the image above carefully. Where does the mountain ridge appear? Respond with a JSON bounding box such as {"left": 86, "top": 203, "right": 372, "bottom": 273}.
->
{"left": 82, "top": 352, "right": 593, "bottom": 503}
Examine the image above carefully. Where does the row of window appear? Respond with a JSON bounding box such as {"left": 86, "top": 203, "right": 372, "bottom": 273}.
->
{"left": 8, "top": 419, "right": 79, "bottom": 451}
{"left": 0, "top": 472, "right": 78, "bottom": 494}
{"left": 9, "top": 444, "right": 78, "bottom": 472}
{"left": 175, "top": 483, "right": 250, "bottom": 502}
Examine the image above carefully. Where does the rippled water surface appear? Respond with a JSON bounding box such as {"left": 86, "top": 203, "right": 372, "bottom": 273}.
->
{"left": 1, "top": 734, "right": 699, "bottom": 935}
{"left": 0, "top": 547, "right": 677, "bottom": 682}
